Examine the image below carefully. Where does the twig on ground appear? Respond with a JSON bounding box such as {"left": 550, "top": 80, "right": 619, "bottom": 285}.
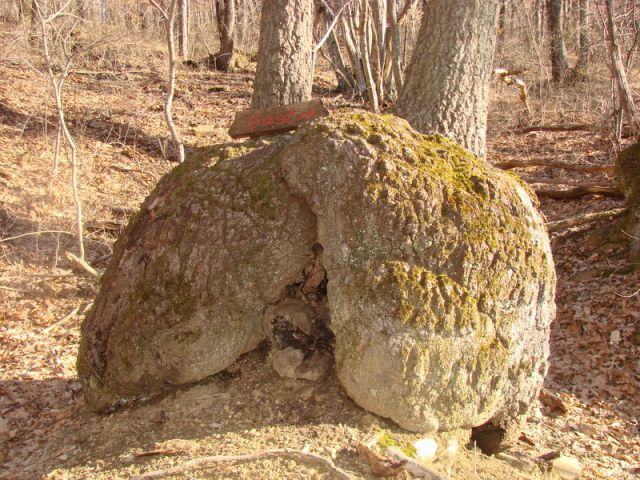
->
{"left": 65, "top": 251, "right": 100, "bottom": 277}
{"left": 547, "top": 207, "right": 627, "bottom": 233}
{"left": 516, "top": 124, "right": 595, "bottom": 133}
{"left": 131, "top": 448, "right": 353, "bottom": 480}
{"left": 494, "top": 158, "right": 614, "bottom": 174}
{"left": 42, "top": 306, "right": 80, "bottom": 333}
{"left": 0, "top": 230, "right": 74, "bottom": 243}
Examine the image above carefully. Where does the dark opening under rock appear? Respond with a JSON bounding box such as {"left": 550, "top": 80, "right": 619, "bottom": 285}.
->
{"left": 263, "top": 244, "right": 334, "bottom": 381}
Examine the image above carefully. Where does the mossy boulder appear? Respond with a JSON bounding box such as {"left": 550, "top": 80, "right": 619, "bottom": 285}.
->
{"left": 78, "top": 112, "right": 555, "bottom": 442}
{"left": 615, "top": 143, "right": 640, "bottom": 260}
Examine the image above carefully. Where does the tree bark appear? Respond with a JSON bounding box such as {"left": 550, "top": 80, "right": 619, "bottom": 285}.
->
{"left": 29, "top": 0, "right": 39, "bottom": 44}
{"left": 604, "top": 0, "right": 640, "bottom": 139}
{"left": 251, "top": 0, "right": 314, "bottom": 110}
{"left": 574, "top": 0, "right": 589, "bottom": 75}
{"left": 177, "top": 0, "right": 189, "bottom": 60}
{"left": 212, "top": 0, "right": 235, "bottom": 71}
{"left": 393, "top": 0, "right": 500, "bottom": 158}
{"left": 76, "top": 0, "right": 88, "bottom": 19}
{"left": 548, "top": 0, "right": 568, "bottom": 82}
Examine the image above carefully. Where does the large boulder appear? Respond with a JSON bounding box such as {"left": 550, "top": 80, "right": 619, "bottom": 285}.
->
{"left": 78, "top": 139, "right": 317, "bottom": 410}
{"left": 615, "top": 143, "right": 640, "bottom": 261}
{"left": 78, "top": 112, "right": 555, "bottom": 441}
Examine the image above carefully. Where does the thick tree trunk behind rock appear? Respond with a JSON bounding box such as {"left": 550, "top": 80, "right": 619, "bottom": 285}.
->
{"left": 393, "top": 0, "right": 500, "bottom": 158}
{"left": 251, "top": 0, "right": 314, "bottom": 110}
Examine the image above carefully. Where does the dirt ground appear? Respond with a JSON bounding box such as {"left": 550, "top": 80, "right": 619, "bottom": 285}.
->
{"left": 0, "top": 52, "right": 639, "bottom": 480}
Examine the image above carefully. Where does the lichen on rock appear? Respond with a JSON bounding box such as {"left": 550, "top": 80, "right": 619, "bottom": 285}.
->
{"left": 77, "top": 111, "right": 555, "bottom": 447}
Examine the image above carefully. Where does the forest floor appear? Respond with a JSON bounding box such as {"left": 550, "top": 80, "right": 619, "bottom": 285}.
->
{"left": 0, "top": 52, "right": 639, "bottom": 480}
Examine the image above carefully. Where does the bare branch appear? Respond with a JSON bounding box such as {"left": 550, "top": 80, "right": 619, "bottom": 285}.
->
{"left": 315, "top": 1, "right": 351, "bottom": 53}
{"left": 131, "top": 448, "right": 353, "bottom": 480}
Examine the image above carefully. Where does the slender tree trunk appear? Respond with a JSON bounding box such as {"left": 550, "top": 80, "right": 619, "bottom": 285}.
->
{"left": 393, "top": 0, "right": 500, "bottom": 158}
{"left": 29, "top": 0, "right": 39, "bottom": 44}
{"left": 548, "top": 0, "right": 568, "bottom": 82}
{"left": 574, "top": 0, "right": 589, "bottom": 74}
{"left": 604, "top": 0, "right": 640, "bottom": 139}
{"left": 99, "top": 0, "right": 107, "bottom": 21}
{"left": 251, "top": 0, "right": 314, "bottom": 110}
{"left": 76, "top": 0, "right": 88, "bottom": 19}
{"left": 211, "top": 0, "right": 235, "bottom": 71}
{"left": 177, "top": 0, "right": 189, "bottom": 60}
{"left": 535, "top": 0, "right": 544, "bottom": 38}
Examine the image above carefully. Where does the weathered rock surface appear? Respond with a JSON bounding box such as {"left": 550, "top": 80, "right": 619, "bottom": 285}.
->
{"left": 615, "top": 143, "right": 640, "bottom": 260}
{"left": 78, "top": 139, "right": 317, "bottom": 410}
{"left": 78, "top": 111, "right": 555, "bottom": 442}
{"left": 279, "top": 113, "right": 555, "bottom": 436}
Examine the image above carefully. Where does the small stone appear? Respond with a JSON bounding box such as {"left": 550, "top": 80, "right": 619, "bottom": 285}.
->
{"left": 551, "top": 455, "right": 582, "bottom": 480}
{"left": 413, "top": 437, "right": 438, "bottom": 462}
{"left": 191, "top": 124, "right": 217, "bottom": 136}
{"left": 610, "top": 330, "right": 621, "bottom": 344}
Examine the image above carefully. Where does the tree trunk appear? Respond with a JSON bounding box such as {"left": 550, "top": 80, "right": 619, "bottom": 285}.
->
{"left": 29, "top": 0, "right": 39, "bottom": 45}
{"left": 211, "top": 0, "right": 235, "bottom": 71}
{"left": 393, "top": 0, "right": 500, "bottom": 158}
{"left": 604, "top": 0, "right": 640, "bottom": 139}
{"left": 177, "top": 0, "right": 189, "bottom": 60}
{"left": 574, "top": 0, "right": 589, "bottom": 75}
{"left": 76, "top": 0, "right": 88, "bottom": 19}
{"left": 548, "top": 0, "right": 568, "bottom": 82}
{"left": 251, "top": 0, "right": 314, "bottom": 110}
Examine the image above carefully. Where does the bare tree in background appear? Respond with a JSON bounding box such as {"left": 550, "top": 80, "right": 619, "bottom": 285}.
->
{"left": 574, "top": 0, "right": 590, "bottom": 76}
{"left": 252, "top": 0, "right": 314, "bottom": 109}
{"left": 394, "top": 0, "right": 500, "bottom": 157}
{"left": 602, "top": 0, "right": 640, "bottom": 141}
{"left": 33, "top": 0, "right": 97, "bottom": 275}
{"left": 210, "top": 0, "right": 235, "bottom": 71}
{"left": 548, "top": 0, "right": 568, "bottom": 81}
{"left": 177, "top": 0, "right": 189, "bottom": 60}
{"left": 150, "top": 0, "right": 185, "bottom": 163}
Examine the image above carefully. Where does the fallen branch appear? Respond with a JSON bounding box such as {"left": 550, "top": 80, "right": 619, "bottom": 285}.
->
{"left": 131, "top": 448, "right": 353, "bottom": 480}
{"left": 70, "top": 69, "right": 150, "bottom": 76}
{"left": 66, "top": 251, "right": 100, "bottom": 277}
{"left": 42, "top": 306, "right": 80, "bottom": 333}
{"left": 533, "top": 183, "right": 622, "bottom": 199}
{"left": 494, "top": 159, "right": 614, "bottom": 174}
{"left": 547, "top": 208, "right": 627, "bottom": 233}
{"left": 516, "top": 124, "right": 595, "bottom": 133}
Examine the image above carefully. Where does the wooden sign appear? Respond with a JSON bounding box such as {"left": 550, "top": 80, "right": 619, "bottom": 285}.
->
{"left": 229, "top": 99, "right": 329, "bottom": 139}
